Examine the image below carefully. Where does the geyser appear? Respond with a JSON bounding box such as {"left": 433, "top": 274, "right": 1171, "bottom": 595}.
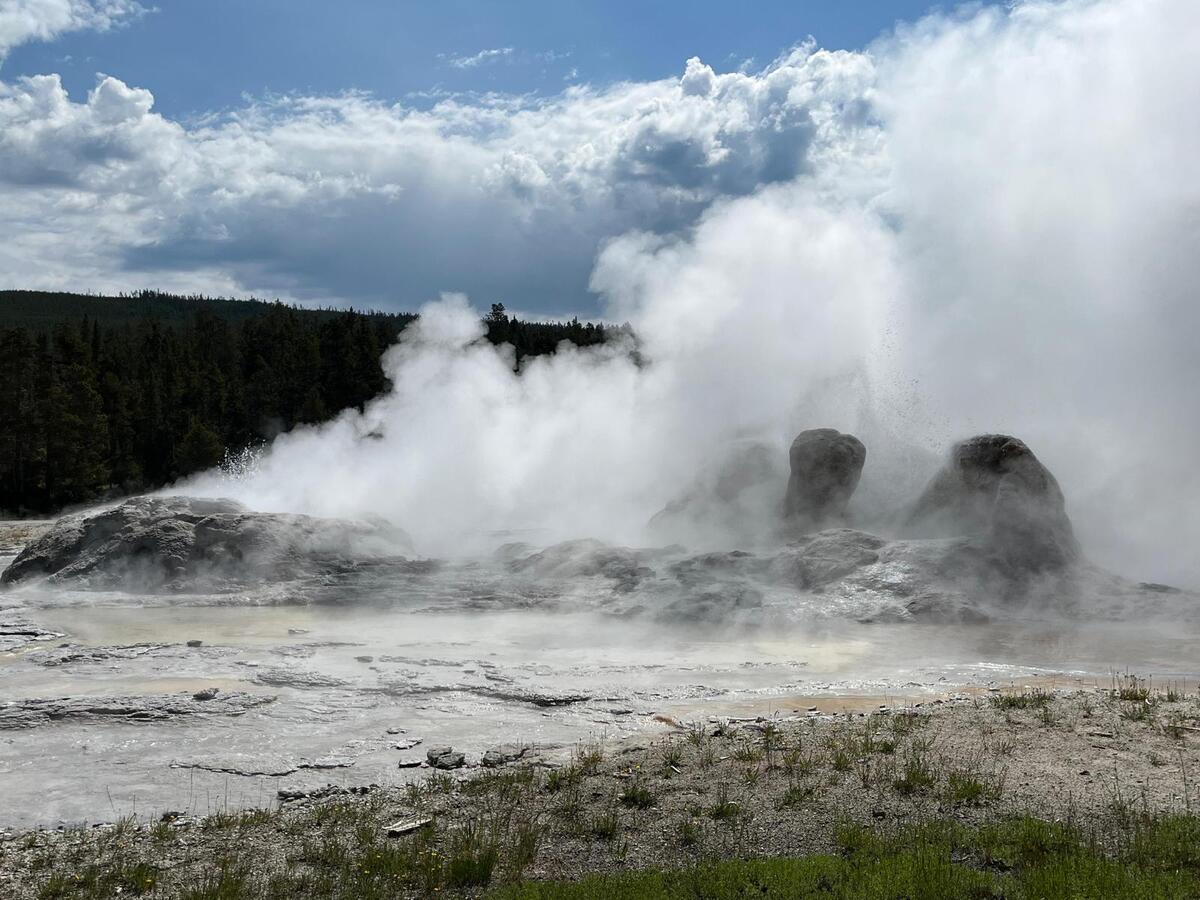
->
{"left": 905, "top": 435, "right": 1080, "bottom": 575}
{"left": 783, "top": 428, "right": 867, "bottom": 532}
{"left": 11, "top": 428, "right": 1192, "bottom": 630}
{"left": 154, "top": 0, "right": 1200, "bottom": 590}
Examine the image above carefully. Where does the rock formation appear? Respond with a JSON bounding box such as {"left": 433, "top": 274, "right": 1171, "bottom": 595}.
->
{"left": 783, "top": 429, "right": 866, "bottom": 530}
{"left": 904, "top": 434, "right": 1079, "bottom": 573}
{"left": 506, "top": 538, "right": 654, "bottom": 590}
{"left": 0, "top": 691, "right": 276, "bottom": 730}
{"left": 769, "top": 528, "right": 886, "bottom": 589}
{"left": 0, "top": 495, "right": 413, "bottom": 591}
{"left": 648, "top": 440, "right": 784, "bottom": 545}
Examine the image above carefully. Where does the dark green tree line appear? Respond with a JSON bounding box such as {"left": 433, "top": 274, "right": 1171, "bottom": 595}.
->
{"left": 0, "top": 293, "right": 608, "bottom": 514}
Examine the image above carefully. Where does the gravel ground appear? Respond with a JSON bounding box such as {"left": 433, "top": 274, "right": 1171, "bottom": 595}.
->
{"left": 2, "top": 681, "right": 1198, "bottom": 897}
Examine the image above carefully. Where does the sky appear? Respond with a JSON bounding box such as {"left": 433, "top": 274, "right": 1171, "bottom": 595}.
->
{"left": 4, "top": 2, "right": 971, "bottom": 119}
{"left": 0, "top": 0, "right": 991, "bottom": 314}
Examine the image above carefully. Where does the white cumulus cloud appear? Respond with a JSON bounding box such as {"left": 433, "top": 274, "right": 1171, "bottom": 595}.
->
{"left": 0, "top": 44, "right": 875, "bottom": 306}
{"left": 0, "top": 0, "right": 147, "bottom": 59}
{"left": 443, "top": 46, "right": 514, "bottom": 68}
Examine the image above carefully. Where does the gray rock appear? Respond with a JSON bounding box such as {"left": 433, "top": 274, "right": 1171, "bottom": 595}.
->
{"left": 668, "top": 550, "right": 767, "bottom": 583}
{"left": 481, "top": 744, "right": 528, "bottom": 767}
{"left": 783, "top": 429, "right": 866, "bottom": 529}
{"left": 250, "top": 667, "right": 349, "bottom": 689}
{"left": 0, "top": 691, "right": 275, "bottom": 729}
{"left": 769, "top": 529, "right": 886, "bottom": 588}
{"left": 386, "top": 816, "right": 432, "bottom": 836}
{"left": 659, "top": 584, "right": 764, "bottom": 622}
{"left": 172, "top": 756, "right": 298, "bottom": 777}
{"left": 905, "top": 435, "right": 1079, "bottom": 573}
{"left": 470, "top": 685, "right": 590, "bottom": 707}
{"left": 426, "top": 746, "right": 466, "bottom": 769}
{"left": 191, "top": 687, "right": 220, "bottom": 701}
{"left": 302, "top": 756, "right": 355, "bottom": 770}
{"left": 508, "top": 539, "right": 653, "bottom": 590}
{"left": 0, "top": 621, "right": 64, "bottom": 653}
{"left": 28, "top": 643, "right": 173, "bottom": 667}
{"left": 1139, "top": 582, "right": 1181, "bottom": 594}
{"left": 492, "top": 542, "right": 536, "bottom": 564}
{"left": 1, "top": 495, "right": 415, "bottom": 592}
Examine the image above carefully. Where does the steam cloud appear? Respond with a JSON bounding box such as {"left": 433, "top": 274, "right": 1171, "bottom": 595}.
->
{"left": 181, "top": 0, "right": 1200, "bottom": 586}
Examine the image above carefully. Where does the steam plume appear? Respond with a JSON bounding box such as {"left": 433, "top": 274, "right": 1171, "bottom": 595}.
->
{"left": 185, "top": 0, "right": 1200, "bottom": 586}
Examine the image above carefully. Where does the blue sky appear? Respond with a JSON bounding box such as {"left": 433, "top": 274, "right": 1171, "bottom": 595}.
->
{"left": 0, "top": 0, "right": 1000, "bottom": 314}
{"left": 5, "top": 2, "right": 973, "bottom": 118}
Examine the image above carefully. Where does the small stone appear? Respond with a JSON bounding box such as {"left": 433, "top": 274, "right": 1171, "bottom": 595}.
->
{"left": 191, "top": 688, "right": 219, "bottom": 701}
{"left": 386, "top": 817, "right": 432, "bottom": 837}
{"left": 186, "top": 640, "right": 203, "bottom": 648}
{"left": 481, "top": 744, "right": 527, "bottom": 768}
{"left": 426, "top": 746, "right": 465, "bottom": 770}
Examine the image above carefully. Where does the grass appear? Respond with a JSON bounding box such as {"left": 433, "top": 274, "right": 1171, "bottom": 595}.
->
{"left": 675, "top": 818, "right": 702, "bottom": 848}
{"left": 707, "top": 783, "right": 740, "bottom": 821}
{"left": 586, "top": 809, "right": 621, "bottom": 841}
{"left": 891, "top": 748, "right": 937, "bottom": 796}
{"left": 731, "top": 740, "right": 763, "bottom": 764}
{"left": 942, "top": 768, "right": 1004, "bottom": 807}
{"left": 1111, "top": 673, "right": 1153, "bottom": 703}
{"left": 491, "top": 813, "right": 1200, "bottom": 899}
{"left": 619, "top": 780, "right": 657, "bottom": 810}
{"left": 989, "top": 688, "right": 1053, "bottom": 710}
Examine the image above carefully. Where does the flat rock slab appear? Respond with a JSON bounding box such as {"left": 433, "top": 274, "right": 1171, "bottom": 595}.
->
{"left": 250, "top": 667, "right": 349, "bottom": 689}
{"left": 171, "top": 756, "right": 300, "bottom": 777}
{"left": 171, "top": 754, "right": 356, "bottom": 777}
{"left": 0, "top": 691, "right": 276, "bottom": 730}
{"left": 0, "top": 622, "right": 64, "bottom": 653}
{"left": 481, "top": 743, "right": 530, "bottom": 767}
{"left": 26, "top": 643, "right": 174, "bottom": 667}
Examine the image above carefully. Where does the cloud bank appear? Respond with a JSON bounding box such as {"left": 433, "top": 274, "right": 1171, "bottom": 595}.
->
{"left": 0, "top": 45, "right": 873, "bottom": 308}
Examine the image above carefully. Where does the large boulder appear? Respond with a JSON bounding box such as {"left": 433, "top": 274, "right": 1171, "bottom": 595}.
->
{"left": 0, "top": 495, "right": 414, "bottom": 591}
{"left": 904, "top": 435, "right": 1079, "bottom": 573}
{"left": 783, "top": 429, "right": 866, "bottom": 530}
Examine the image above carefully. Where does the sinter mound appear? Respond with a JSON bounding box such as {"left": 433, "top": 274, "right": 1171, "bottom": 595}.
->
{"left": 904, "top": 434, "right": 1079, "bottom": 573}
{"left": 783, "top": 428, "right": 866, "bottom": 531}
{"left": 0, "top": 496, "right": 413, "bottom": 592}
